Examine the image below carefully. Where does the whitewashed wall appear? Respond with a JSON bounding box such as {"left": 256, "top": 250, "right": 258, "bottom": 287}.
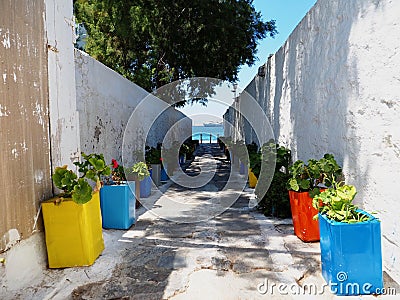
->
{"left": 46, "top": 0, "right": 81, "bottom": 170}
{"left": 75, "top": 50, "right": 192, "bottom": 165}
{"left": 228, "top": 0, "right": 400, "bottom": 283}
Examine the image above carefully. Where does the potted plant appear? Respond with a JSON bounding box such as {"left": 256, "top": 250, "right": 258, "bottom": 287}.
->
{"left": 255, "top": 141, "right": 292, "bottom": 218}
{"left": 145, "top": 145, "right": 162, "bottom": 186}
{"left": 126, "top": 161, "right": 151, "bottom": 207}
{"left": 286, "top": 154, "right": 342, "bottom": 242}
{"left": 312, "top": 180, "right": 383, "bottom": 296}
{"left": 42, "top": 152, "right": 111, "bottom": 268}
{"left": 100, "top": 159, "right": 136, "bottom": 229}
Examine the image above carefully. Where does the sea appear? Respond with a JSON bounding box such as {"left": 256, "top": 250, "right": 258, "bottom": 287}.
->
{"left": 192, "top": 125, "right": 224, "bottom": 143}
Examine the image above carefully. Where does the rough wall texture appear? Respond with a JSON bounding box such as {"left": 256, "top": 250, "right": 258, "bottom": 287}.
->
{"left": 227, "top": 0, "right": 400, "bottom": 282}
{"left": 0, "top": 0, "right": 52, "bottom": 251}
{"left": 75, "top": 50, "right": 192, "bottom": 165}
{"left": 46, "top": 0, "right": 81, "bottom": 171}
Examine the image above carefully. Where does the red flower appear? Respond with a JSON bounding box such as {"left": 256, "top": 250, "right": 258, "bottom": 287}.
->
{"left": 160, "top": 157, "right": 163, "bottom": 161}
{"left": 111, "top": 159, "right": 119, "bottom": 169}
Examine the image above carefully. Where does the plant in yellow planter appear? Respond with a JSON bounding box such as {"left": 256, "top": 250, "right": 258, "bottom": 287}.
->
{"left": 42, "top": 153, "right": 111, "bottom": 268}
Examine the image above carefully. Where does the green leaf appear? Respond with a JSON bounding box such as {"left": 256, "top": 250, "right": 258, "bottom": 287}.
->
{"left": 288, "top": 178, "right": 299, "bottom": 191}
{"left": 309, "top": 188, "right": 320, "bottom": 198}
{"left": 72, "top": 178, "right": 93, "bottom": 204}
{"left": 299, "top": 179, "right": 310, "bottom": 190}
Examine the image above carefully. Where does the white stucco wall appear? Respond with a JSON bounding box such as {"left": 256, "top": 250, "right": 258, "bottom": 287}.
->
{"left": 75, "top": 50, "right": 192, "bottom": 165}
{"left": 46, "top": 0, "right": 81, "bottom": 170}
{"left": 228, "top": 0, "right": 400, "bottom": 283}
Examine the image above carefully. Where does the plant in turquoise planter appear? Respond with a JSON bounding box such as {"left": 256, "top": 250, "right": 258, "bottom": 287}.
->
{"left": 100, "top": 159, "right": 136, "bottom": 229}
{"left": 313, "top": 179, "right": 383, "bottom": 296}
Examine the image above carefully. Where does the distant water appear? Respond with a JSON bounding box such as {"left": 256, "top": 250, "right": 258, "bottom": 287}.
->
{"left": 192, "top": 126, "right": 224, "bottom": 143}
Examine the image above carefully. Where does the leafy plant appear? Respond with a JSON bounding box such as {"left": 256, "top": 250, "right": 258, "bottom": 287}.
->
{"left": 312, "top": 179, "right": 370, "bottom": 223}
{"left": 179, "top": 144, "right": 190, "bottom": 156}
{"left": 52, "top": 152, "right": 111, "bottom": 204}
{"left": 127, "top": 161, "right": 150, "bottom": 181}
{"left": 256, "top": 142, "right": 292, "bottom": 218}
{"left": 247, "top": 142, "right": 261, "bottom": 178}
{"left": 287, "top": 154, "right": 342, "bottom": 198}
{"left": 145, "top": 145, "right": 162, "bottom": 165}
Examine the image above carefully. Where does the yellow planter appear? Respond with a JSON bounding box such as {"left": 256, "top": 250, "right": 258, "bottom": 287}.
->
{"left": 248, "top": 168, "right": 258, "bottom": 188}
{"left": 42, "top": 191, "right": 104, "bottom": 268}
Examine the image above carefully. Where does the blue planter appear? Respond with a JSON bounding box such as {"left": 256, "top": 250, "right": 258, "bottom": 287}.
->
{"left": 319, "top": 211, "right": 383, "bottom": 296}
{"left": 140, "top": 173, "right": 152, "bottom": 198}
{"left": 239, "top": 162, "right": 246, "bottom": 174}
{"left": 161, "top": 168, "right": 168, "bottom": 181}
{"left": 100, "top": 182, "right": 136, "bottom": 229}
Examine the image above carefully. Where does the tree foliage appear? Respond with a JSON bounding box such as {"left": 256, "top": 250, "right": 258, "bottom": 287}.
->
{"left": 74, "top": 0, "right": 277, "bottom": 103}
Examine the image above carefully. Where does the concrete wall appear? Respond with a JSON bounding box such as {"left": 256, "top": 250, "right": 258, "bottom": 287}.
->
{"left": 75, "top": 50, "right": 192, "bottom": 166}
{"left": 0, "top": 0, "right": 53, "bottom": 249}
{"left": 226, "top": 0, "right": 400, "bottom": 282}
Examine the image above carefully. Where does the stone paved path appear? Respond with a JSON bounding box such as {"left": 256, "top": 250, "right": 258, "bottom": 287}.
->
{"left": 3, "top": 144, "right": 397, "bottom": 299}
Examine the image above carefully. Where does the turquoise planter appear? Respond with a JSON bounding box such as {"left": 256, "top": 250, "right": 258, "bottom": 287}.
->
{"left": 319, "top": 211, "right": 383, "bottom": 295}
{"left": 100, "top": 182, "right": 136, "bottom": 229}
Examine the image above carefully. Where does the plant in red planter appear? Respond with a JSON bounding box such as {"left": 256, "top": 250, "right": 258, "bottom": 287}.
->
{"left": 286, "top": 154, "right": 342, "bottom": 242}
{"left": 312, "top": 180, "right": 383, "bottom": 296}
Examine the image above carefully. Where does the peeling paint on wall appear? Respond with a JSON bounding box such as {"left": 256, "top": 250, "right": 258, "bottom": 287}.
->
{"left": 0, "top": 104, "right": 10, "bottom": 117}
{"left": 0, "top": 0, "right": 52, "bottom": 251}
{"left": 1, "top": 29, "right": 11, "bottom": 49}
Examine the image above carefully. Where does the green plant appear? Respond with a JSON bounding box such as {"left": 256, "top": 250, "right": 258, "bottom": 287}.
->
{"left": 145, "top": 145, "right": 162, "bottom": 164}
{"left": 287, "top": 154, "right": 342, "bottom": 198}
{"left": 256, "top": 142, "right": 292, "bottom": 218}
{"left": 179, "top": 143, "right": 190, "bottom": 156}
{"left": 312, "top": 179, "right": 370, "bottom": 223}
{"left": 52, "top": 152, "right": 111, "bottom": 204}
{"left": 246, "top": 142, "right": 261, "bottom": 177}
{"left": 128, "top": 161, "right": 150, "bottom": 181}
{"left": 102, "top": 159, "right": 126, "bottom": 185}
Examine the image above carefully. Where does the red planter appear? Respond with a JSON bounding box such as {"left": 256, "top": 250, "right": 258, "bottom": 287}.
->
{"left": 288, "top": 190, "right": 320, "bottom": 242}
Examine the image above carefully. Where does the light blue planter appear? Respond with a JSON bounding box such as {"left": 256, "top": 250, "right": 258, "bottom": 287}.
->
{"left": 319, "top": 211, "right": 383, "bottom": 296}
{"left": 100, "top": 182, "right": 136, "bottom": 229}
{"left": 140, "top": 173, "right": 152, "bottom": 198}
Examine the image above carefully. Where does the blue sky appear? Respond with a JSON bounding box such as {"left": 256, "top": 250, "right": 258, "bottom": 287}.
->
{"left": 179, "top": 0, "right": 317, "bottom": 125}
